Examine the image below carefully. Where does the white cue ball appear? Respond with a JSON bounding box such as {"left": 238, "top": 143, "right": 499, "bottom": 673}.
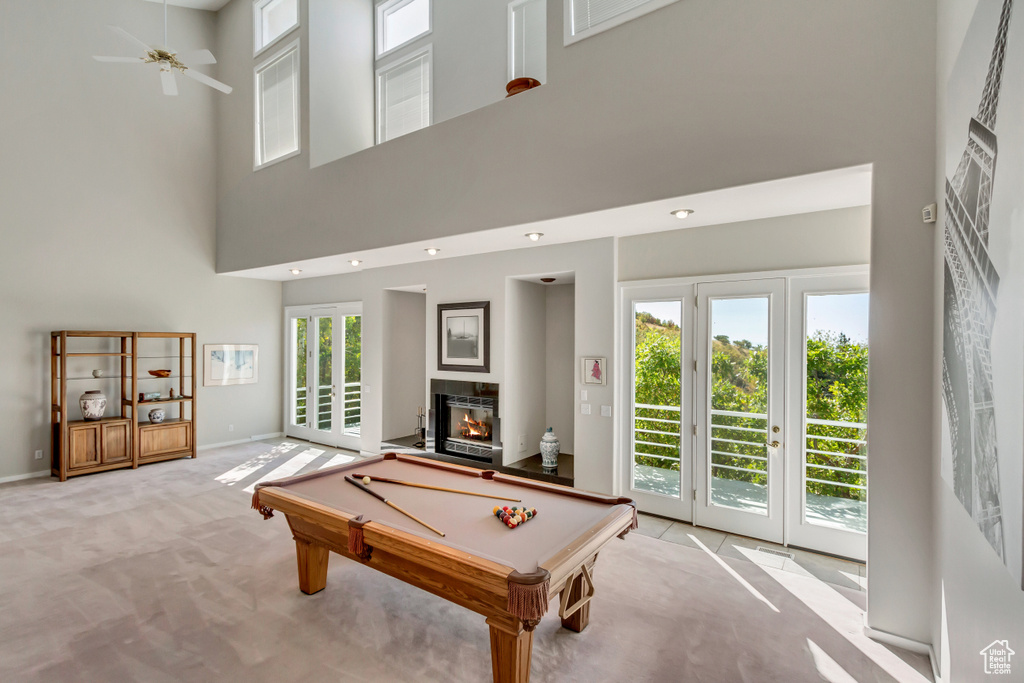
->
{"left": 362, "top": 476, "right": 371, "bottom": 485}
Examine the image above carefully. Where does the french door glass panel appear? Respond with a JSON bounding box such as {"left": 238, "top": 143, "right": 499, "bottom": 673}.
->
{"left": 315, "top": 315, "right": 333, "bottom": 432}
{"left": 291, "top": 315, "right": 308, "bottom": 428}
{"left": 708, "top": 297, "right": 770, "bottom": 514}
{"left": 632, "top": 300, "right": 684, "bottom": 498}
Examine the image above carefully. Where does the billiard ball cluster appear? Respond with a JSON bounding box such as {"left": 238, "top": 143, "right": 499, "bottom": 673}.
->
{"left": 493, "top": 505, "right": 537, "bottom": 529}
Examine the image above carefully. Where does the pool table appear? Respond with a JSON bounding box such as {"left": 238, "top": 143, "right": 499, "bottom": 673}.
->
{"left": 252, "top": 452, "right": 637, "bottom": 683}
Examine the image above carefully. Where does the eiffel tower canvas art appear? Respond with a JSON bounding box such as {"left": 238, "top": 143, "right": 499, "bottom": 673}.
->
{"left": 942, "top": 0, "right": 1023, "bottom": 586}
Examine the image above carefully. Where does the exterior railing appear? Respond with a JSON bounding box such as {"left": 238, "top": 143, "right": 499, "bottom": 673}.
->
{"left": 710, "top": 409, "right": 769, "bottom": 486}
{"left": 804, "top": 417, "right": 867, "bottom": 499}
{"left": 294, "top": 383, "right": 361, "bottom": 433}
{"left": 633, "top": 403, "right": 682, "bottom": 469}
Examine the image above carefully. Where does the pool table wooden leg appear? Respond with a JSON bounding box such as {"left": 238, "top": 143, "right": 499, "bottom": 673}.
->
{"left": 559, "top": 564, "right": 595, "bottom": 633}
{"left": 486, "top": 617, "right": 533, "bottom": 683}
{"left": 295, "top": 539, "right": 329, "bottom": 595}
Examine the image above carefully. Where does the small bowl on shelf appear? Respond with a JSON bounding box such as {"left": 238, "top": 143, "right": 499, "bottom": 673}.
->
{"left": 148, "top": 369, "right": 172, "bottom": 378}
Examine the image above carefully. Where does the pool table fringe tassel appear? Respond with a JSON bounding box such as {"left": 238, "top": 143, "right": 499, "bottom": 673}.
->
{"left": 507, "top": 571, "right": 550, "bottom": 625}
{"left": 251, "top": 487, "right": 275, "bottom": 519}
{"left": 348, "top": 516, "right": 368, "bottom": 556}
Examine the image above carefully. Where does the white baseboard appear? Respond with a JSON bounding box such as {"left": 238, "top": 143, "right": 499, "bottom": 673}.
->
{"left": 0, "top": 470, "right": 51, "bottom": 485}
{"left": 250, "top": 432, "right": 284, "bottom": 441}
{"left": 198, "top": 433, "right": 286, "bottom": 452}
{"left": 863, "top": 614, "right": 939, "bottom": 681}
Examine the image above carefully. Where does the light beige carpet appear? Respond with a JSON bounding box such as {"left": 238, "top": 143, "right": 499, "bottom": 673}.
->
{"left": 0, "top": 441, "right": 932, "bottom": 682}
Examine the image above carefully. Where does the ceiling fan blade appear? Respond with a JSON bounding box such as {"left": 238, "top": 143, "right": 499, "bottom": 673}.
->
{"left": 183, "top": 69, "right": 232, "bottom": 94}
{"left": 160, "top": 69, "right": 178, "bottom": 96}
{"left": 107, "top": 25, "right": 153, "bottom": 54}
{"left": 178, "top": 49, "right": 216, "bottom": 66}
{"left": 93, "top": 56, "right": 144, "bottom": 63}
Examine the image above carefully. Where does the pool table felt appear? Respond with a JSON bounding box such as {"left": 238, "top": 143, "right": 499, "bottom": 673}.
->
{"left": 262, "top": 457, "right": 632, "bottom": 574}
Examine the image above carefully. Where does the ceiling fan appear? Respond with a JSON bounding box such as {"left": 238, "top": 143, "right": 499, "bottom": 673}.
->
{"left": 93, "top": 0, "right": 232, "bottom": 96}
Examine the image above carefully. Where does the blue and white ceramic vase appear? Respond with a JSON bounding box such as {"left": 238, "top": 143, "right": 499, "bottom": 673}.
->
{"left": 148, "top": 409, "right": 166, "bottom": 424}
{"left": 540, "top": 427, "right": 560, "bottom": 468}
{"left": 79, "top": 390, "right": 106, "bottom": 421}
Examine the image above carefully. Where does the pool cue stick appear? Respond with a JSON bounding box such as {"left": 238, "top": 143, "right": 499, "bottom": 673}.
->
{"left": 352, "top": 473, "right": 521, "bottom": 503}
{"left": 345, "top": 475, "right": 446, "bottom": 537}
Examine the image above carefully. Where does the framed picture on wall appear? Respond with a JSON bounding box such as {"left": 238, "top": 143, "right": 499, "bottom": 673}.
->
{"left": 438, "top": 301, "right": 490, "bottom": 373}
{"left": 581, "top": 356, "right": 606, "bottom": 385}
{"left": 204, "top": 344, "right": 259, "bottom": 386}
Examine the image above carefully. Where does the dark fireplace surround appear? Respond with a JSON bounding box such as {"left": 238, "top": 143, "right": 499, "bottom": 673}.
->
{"left": 428, "top": 379, "right": 501, "bottom": 469}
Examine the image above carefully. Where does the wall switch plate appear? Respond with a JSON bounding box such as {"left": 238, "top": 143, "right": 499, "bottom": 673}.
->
{"left": 34, "top": 450, "right": 43, "bottom": 460}
{"left": 580, "top": 390, "right": 588, "bottom": 401}
{"left": 228, "top": 425, "right": 234, "bottom": 432}
{"left": 518, "top": 434, "right": 526, "bottom": 452}
{"left": 601, "top": 405, "right": 612, "bottom": 417}
{"left": 581, "top": 403, "right": 591, "bottom": 415}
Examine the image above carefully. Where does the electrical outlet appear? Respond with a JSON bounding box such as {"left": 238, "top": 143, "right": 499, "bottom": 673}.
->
{"left": 581, "top": 403, "right": 592, "bottom": 415}
{"left": 518, "top": 434, "right": 526, "bottom": 452}
{"left": 34, "top": 450, "right": 43, "bottom": 460}
{"left": 228, "top": 425, "right": 234, "bottom": 432}
{"left": 601, "top": 405, "right": 612, "bottom": 417}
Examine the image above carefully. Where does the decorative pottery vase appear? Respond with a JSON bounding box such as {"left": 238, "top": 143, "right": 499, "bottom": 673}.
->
{"left": 79, "top": 390, "right": 107, "bottom": 421}
{"left": 92, "top": 369, "right": 104, "bottom": 378}
{"left": 540, "top": 428, "right": 560, "bottom": 469}
{"left": 149, "top": 409, "right": 166, "bottom": 424}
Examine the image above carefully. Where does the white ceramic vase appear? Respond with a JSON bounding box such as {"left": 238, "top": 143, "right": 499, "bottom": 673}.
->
{"left": 540, "top": 427, "right": 560, "bottom": 468}
{"left": 79, "top": 390, "right": 107, "bottom": 421}
{"left": 149, "top": 409, "right": 166, "bottom": 424}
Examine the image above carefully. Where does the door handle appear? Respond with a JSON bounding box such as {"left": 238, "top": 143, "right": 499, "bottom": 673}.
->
{"left": 769, "top": 440, "right": 780, "bottom": 449}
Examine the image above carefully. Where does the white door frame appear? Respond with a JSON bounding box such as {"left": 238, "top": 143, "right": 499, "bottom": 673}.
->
{"left": 618, "top": 265, "right": 869, "bottom": 555}
{"left": 284, "top": 302, "right": 362, "bottom": 451}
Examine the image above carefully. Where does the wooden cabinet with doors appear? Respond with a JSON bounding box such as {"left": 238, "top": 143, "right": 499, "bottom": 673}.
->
{"left": 51, "top": 330, "right": 197, "bottom": 481}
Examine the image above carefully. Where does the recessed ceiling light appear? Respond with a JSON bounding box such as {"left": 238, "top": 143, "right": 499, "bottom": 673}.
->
{"left": 525, "top": 232, "right": 544, "bottom": 241}
{"left": 671, "top": 209, "right": 694, "bottom": 219}
{"left": 425, "top": 248, "right": 440, "bottom": 256}
{"left": 350, "top": 259, "right": 362, "bottom": 266}
{"left": 289, "top": 268, "right": 302, "bottom": 275}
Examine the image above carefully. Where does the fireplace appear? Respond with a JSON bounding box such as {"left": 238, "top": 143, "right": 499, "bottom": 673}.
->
{"left": 428, "top": 380, "right": 501, "bottom": 467}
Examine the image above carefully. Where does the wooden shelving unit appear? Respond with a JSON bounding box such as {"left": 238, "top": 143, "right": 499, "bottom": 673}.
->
{"left": 51, "top": 331, "right": 197, "bottom": 481}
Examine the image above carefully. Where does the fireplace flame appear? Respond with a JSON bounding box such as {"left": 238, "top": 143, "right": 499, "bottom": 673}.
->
{"left": 460, "top": 413, "right": 491, "bottom": 440}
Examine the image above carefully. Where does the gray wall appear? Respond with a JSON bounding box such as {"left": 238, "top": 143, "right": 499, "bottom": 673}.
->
{"left": 933, "top": 0, "right": 1024, "bottom": 678}
{"left": 224, "top": 0, "right": 938, "bottom": 644}
{"left": 618, "top": 207, "right": 871, "bottom": 282}
{"left": 506, "top": 280, "right": 548, "bottom": 459}
{"left": 381, "top": 289, "right": 427, "bottom": 440}
{"left": 0, "top": 0, "right": 283, "bottom": 481}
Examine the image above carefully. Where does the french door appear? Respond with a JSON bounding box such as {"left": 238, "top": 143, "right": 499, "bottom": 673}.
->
{"left": 693, "top": 279, "right": 786, "bottom": 543}
{"left": 622, "top": 271, "right": 869, "bottom": 560}
{"left": 285, "top": 304, "right": 362, "bottom": 451}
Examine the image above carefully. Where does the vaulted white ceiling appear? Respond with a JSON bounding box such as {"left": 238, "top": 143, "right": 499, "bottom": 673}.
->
{"left": 143, "top": 0, "right": 232, "bottom": 11}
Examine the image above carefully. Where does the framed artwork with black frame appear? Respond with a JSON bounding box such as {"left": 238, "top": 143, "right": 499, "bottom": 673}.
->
{"left": 438, "top": 301, "right": 490, "bottom": 373}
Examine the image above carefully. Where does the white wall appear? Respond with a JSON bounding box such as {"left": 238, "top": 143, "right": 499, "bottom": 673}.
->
{"left": 618, "top": 207, "right": 871, "bottom": 282}
{"left": 381, "top": 289, "right": 426, "bottom": 440}
{"left": 506, "top": 279, "right": 548, "bottom": 461}
{"left": 309, "top": 0, "right": 374, "bottom": 168}
{"left": 933, "top": 0, "right": 1024, "bottom": 678}
{"left": 545, "top": 283, "right": 575, "bottom": 455}
{"left": 0, "top": 0, "right": 283, "bottom": 481}
{"left": 283, "top": 238, "right": 616, "bottom": 492}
